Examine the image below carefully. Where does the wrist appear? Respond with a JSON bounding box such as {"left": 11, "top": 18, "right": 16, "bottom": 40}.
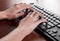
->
{"left": 12, "top": 27, "right": 27, "bottom": 41}
{"left": 17, "top": 26, "right": 28, "bottom": 36}
{"left": 17, "top": 26, "right": 29, "bottom": 37}
{"left": 1, "top": 27, "right": 27, "bottom": 41}
{"left": 0, "top": 11, "right": 7, "bottom": 20}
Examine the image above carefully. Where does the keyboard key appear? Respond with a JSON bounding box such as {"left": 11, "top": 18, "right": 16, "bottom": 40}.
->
{"left": 57, "top": 24, "right": 60, "bottom": 27}
{"left": 53, "top": 18, "right": 56, "bottom": 20}
{"left": 51, "top": 33, "right": 57, "bottom": 37}
{"left": 47, "top": 25, "right": 51, "bottom": 29}
{"left": 44, "top": 16, "right": 46, "bottom": 18}
{"left": 50, "top": 20, "right": 54, "bottom": 23}
{"left": 45, "top": 13, "right": 49, "bottom": 16}
{"left": 53, "top": 22, "right": 58, "bottom": 25}
{"left": 48, "top": 22, "right": 54, "bottom": 26}
{"left": 48, "top": 31, "right": 53, "bottom": 34}
{"left": 50, "top": 16, "right": 53, "bottom": 19}
{"left": 48, "top": 19, "right": 51, "bottom": 21}
{"left": 55, "top": 20, "right": 60, "bottom": 23}
{"left": 52, "top": 29, "right": 58, "bottom": 33}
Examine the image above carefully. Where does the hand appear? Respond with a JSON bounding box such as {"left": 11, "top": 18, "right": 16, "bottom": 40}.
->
{"left": 1, "top": 3, "right": 32, "bottom": 20}
{"left": 18, "top": 11, "right": 47, "bottom": 36}
{"left": 0, "top": 11, "right": 47, "bottom": 41}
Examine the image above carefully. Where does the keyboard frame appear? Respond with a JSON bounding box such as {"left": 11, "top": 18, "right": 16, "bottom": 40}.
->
{"left": 30, "top": 3, "right": 60, "bottom": 41}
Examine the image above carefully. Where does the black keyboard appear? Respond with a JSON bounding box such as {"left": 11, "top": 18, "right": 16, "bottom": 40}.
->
{"left": 30, "top": 3, "right": 60, "bottom": 41}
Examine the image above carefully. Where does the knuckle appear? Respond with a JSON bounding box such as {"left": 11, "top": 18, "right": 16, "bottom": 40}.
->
{"left": 13, "top": 4, "right": 17, "bottom": 7}
{"left": 13, "top": 4, "right": 20, "bottom": 10}
{"left": 24, "top": 3, "right": 27, "bottom": 5}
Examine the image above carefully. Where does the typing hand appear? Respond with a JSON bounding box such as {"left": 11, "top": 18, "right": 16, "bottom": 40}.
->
{"left": 0, "top": 3, "right": 32, "bottom": 20}
{"left": 18, "top": 10, "right": 47, "bottom": 36}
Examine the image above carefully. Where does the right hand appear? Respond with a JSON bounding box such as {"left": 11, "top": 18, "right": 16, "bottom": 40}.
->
{"left": 18, "top": 10, "right": 47, "bottom": 36}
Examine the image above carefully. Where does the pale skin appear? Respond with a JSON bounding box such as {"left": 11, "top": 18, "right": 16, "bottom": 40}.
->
{"left": 0, "top": 3, "right": 47, "bottom": 41}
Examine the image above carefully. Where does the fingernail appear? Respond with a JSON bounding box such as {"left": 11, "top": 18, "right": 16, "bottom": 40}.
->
{"left": 43, "top": 19, "right": 48, "bottom": 22}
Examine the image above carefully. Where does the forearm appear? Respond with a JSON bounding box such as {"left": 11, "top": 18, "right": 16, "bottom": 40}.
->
{"left": 0, "top": 27, "right": 27, "bottom": 41}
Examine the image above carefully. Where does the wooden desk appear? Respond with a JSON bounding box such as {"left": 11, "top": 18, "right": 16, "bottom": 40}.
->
{"left": 0, "top": 20, "right": 46, "bottom": 41}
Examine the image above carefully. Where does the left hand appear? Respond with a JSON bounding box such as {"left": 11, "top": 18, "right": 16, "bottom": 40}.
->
{"left": 0, "top": 3, "right": 32, "bottom": 20}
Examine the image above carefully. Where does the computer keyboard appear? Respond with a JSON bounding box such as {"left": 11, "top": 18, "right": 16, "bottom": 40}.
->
{"left": 30, "top": 3, "right": 60, "bottom": 41}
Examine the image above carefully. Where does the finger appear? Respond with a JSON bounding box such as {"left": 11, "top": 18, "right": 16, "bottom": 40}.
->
{"left": 19, "top": 3, "right": 32, "bottom": 10}
{"left": 14, "top": 4, "right": 33, "bottom": 14}
{"left": 37, "top": 12, "right": 44, "bottom": 19}
{"left": 31, "top": 8, "right": 35, "bottom": 11}
{"left": 23, "top": 4, "right": 32, "bottom": 9}
{"left": 15, "top": 11, "right": 25, "bottom": 18}
{"left": 26, "top": 12, "right": 32, "bottom": 17}
{"left": 30, "top": 9, "right": 40, "bottom": 17}
{"left": 26, "top": 4, "right": 33, "bottom": 10}
{"left": 30, "top": 12, "right": 37, "bottom": 17}
{"left": 33, "top": 12, "right": 40, "bottom": 21}
{"left": 6, "top": 4, "right": 20, "bottom": 14}
{"left": 35, "top": 12, "right": 44, "bottom": 20}
{"left": 13, "top": 4, "right": 22, "bottom": 13}
{"left": 36, "top": 19, "right": 48, "bottom": 25}
{"left": 8, "top": 4, "right": 25, "bottom": 14}
{"left": 34, "top": 12, "right": 39, "bottom": 17}
{"left": 32, "top": 11, "right": 43, "bottom": 21}
{"left": 12, "top": 4, "right": 19, "bottom": 11}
